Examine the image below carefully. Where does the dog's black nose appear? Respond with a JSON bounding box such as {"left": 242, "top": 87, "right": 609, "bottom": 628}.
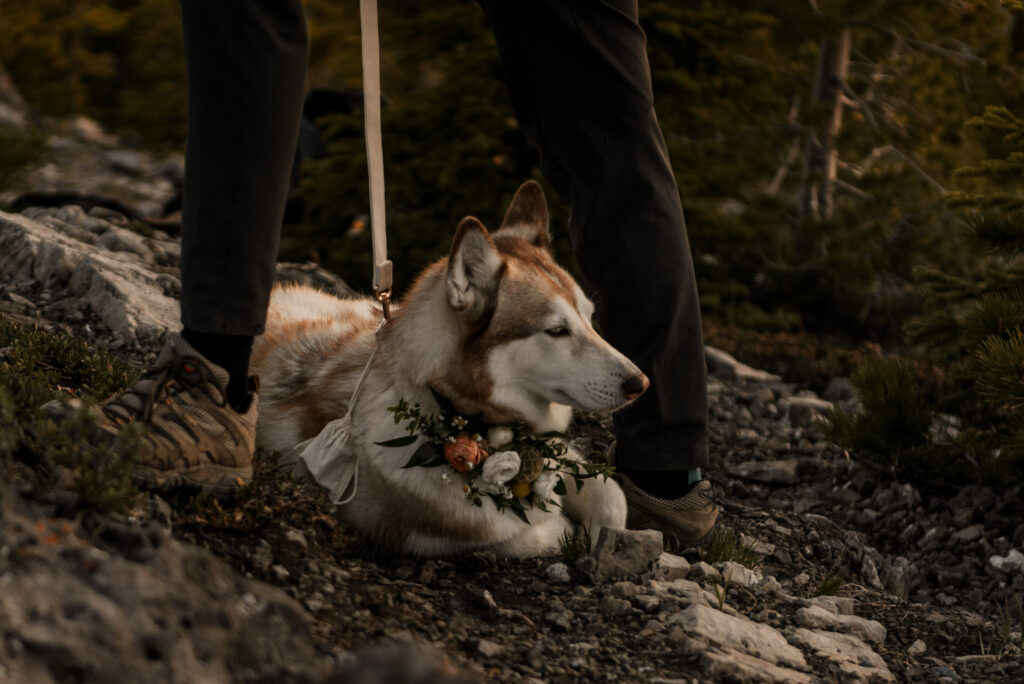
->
{"left": 622, "top": 373, "right": 649, "bottom": 400}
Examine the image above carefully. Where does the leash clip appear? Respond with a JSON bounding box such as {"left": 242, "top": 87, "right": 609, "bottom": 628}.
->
{"left": 376, "top": 288, "right": 392, "bottom": 324}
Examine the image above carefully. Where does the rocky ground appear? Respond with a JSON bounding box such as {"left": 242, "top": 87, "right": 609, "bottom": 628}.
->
{"left": 3, "top": 113, "right": 1024, "bottom": 683}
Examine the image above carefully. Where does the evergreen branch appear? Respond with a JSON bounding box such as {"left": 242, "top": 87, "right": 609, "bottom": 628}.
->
{"left": 954, "top": 153, "right": 1024, "bottom": 181}
{"left": 965, "top": 106, "right": 1024, "bottom": 146}
{"left": 975, "top": 330, "right": 1024, "bottom": 411}
{"left": 911, "top": 266, "right": 978, "bottom": 298}
{"left": 946, "top": 192, "right": 1024, "bottom": 213}
{"left": 905, "top": 314, "right": 962, "bottom": 357}
{"left": 961, "top": 292, "right": 1024, "bottom": 346}
{"left": 964, "top": 212, "right": 1024, "bottom": 254}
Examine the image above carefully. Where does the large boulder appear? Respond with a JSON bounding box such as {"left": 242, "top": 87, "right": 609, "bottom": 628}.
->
{"left": 0, "top": 209, "right": 179, "bottom": 351}
{"left": 0, "top": 490, "right": 326, "bottom": 683}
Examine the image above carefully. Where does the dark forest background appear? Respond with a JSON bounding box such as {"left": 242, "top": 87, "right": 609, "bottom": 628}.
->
{"left": 2, "top": 0, "right": 1024, "bottom": 485}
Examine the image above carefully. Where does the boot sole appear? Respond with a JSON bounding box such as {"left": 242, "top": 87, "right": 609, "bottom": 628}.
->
{"left": 134, "top": 464, "right": 253, "bottom": 500}
{"left": 626, "top": 501, "right": 720, "bottom": 547}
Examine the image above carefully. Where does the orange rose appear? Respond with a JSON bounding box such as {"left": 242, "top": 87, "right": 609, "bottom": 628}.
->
{"left": 445, "top": 433, "right": 487, "bottom": 472}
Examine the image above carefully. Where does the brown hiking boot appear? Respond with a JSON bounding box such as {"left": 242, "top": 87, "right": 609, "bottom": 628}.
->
{"left": 86, "top": 333, "right": 257, "bottom": 497}
{"left": 619, "top": 474, "right": 719, "bottom": 547}
{"left": 604, "top": 442, "right": 719, "bottom": 546}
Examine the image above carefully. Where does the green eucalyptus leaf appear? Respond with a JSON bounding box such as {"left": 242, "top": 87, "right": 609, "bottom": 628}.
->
{"left": 510, "top": 504, "right": 530, "bottom": 524}
{"left": 402, "top": 442, "right": 445, "bottom": 468}
{"left": 375, "top": 434, "right": 419, "bottom": 448}
{"left": 428, "top": 386, "right": 457, "bottom": 415}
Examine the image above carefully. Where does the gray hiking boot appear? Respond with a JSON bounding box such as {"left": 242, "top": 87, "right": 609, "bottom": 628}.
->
{"left": 79, "top": 333, "right": 257, "bottom": 497}
{"left": 618, "top": 474, "right": 719, "bottom": 547}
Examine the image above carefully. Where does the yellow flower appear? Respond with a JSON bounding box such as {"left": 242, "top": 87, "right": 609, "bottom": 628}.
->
{"left": 511, "top": 481, "right": 532, "bottom": 499}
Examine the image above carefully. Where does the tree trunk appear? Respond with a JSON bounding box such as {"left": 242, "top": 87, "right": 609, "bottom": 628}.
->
{"left": 799, "top": 27, "right": 851, "bottom": 223}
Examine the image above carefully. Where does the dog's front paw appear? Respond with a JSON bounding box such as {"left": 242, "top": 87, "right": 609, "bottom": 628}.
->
{"left": 576, "top": 480, "right": 628, "bottom": 549}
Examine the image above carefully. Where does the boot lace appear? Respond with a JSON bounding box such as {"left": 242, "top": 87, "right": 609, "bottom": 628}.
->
{"left": 101, "top": 355, "right": 226, "bottom": 425}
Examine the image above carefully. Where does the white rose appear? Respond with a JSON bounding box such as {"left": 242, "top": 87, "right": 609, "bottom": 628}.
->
{"left": 532, "top": 471, "right": 559, "bottom": 502}
{"left": 475, "top": 450, "right": 520, "bottom": 496}
{"left": 486, "top": 426, "right": 514, "bottom": 449}
{"left": 474, "top": 480, "right": 505, "bottom": 496}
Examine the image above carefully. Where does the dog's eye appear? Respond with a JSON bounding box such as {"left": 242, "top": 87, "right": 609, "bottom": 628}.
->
{"left": 545, "top": 326, "right": 570, "bottom": 337}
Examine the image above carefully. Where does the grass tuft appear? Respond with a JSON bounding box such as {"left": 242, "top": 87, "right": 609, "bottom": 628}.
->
{"left": 814, "top": 573, "right": 845, "bottom": 596}
{"left": 559, "top": 524, "right": 592, "bottom": 563}
{"left": 713, "top": 583, "right": 728, "bottom": 611}
{"left": 700, "top": 527, "right": 762, "bottom": 569}
{"left": 997, "top": 593, "right": 1024, "bottom": 650}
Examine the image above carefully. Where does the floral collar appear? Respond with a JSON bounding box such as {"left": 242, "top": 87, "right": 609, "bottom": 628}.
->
{"left": 376, "top": 388, "right": 614, "bottom": 523}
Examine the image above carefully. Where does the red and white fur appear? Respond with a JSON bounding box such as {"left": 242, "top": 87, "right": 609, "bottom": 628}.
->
{"left": 251, "top": 181, "right": 648, "bottom": 557}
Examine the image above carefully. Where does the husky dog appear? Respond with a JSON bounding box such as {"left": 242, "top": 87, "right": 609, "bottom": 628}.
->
{"left": 251, "top": 181, "right": 649, "bottom": 557}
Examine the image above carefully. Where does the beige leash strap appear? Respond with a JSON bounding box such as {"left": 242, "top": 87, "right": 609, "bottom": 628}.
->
{"left": 360, "top": 0, "right": 393, "bottom": 313}
{"left": 297, "top": 0, "right": 394, "bottom": 504}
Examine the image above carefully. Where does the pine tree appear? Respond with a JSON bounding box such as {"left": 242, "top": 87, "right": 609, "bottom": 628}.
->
{"left": 829, "top": 105, "right": 1024, "bottom": 483}
{"left": 0, "top": 0, "right": 128, "bottom": 117}
{"left": 914, "top": 106, "right": 1024, "bottom": 475}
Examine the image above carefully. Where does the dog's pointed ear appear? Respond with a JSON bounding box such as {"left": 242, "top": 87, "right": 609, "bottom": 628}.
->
{"left": 447, "top": 216, "right": 504, "bottom": 318}
{"left": 496, "top": 180, "right": 551, "bottom": 249}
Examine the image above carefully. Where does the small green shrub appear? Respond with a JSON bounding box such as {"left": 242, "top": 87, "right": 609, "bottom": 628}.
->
{"left": 0, "top": 126, "right": 46, "bottom": 192}
{"left": 824, "top": 358, "right": 934, "bottom": 462}
{"left": 850, "top": 107, "right": 1024, "bottom": 487}
{"left": 0, "top": 315, "right": 136, "bottom": 413}
{"left": 0, "top": 315, "right": 141, "bottom": 512}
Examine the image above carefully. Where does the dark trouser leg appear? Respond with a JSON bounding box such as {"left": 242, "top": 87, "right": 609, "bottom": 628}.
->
{"left": 179, "top": 0, "right": 308, "bottom": 336}
{"left": 482, "top": 0, "right": 708, "bottom": 471}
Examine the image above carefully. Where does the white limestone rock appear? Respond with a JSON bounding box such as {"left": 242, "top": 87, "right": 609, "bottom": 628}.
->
{"left": 730, "top": 458, "right": 800, "bottom": 484}
{"left": 687, "top": 561, "right": 722, "bottom": 584}
{"left": 699, "top": 648, "right": 814, "bottom": 684}
{"left": 717, "top": 561, "right": 763, "bottom": 588}
{"left": 592, "top": 528, "right": 664, "bottom": 582}
{"left": 705, "top": 345, "right": 782, "bottom": 382}
{"left": 0, "top": 211, "right": 178, "bottom": 347}
{"left": 650, "top": 552, "right": 690, "bottom": 581}
{"left": 787, "top": 628, "right": 894, "bottom": 682}
{"left": 807, "top": 595, "right": 856, "bottom": 616}
{"left": 670, "top": 603, "right": 807, "bottom": 669}
{"left": 795, "top": 604, "right": 887, "bottom": 646}
{"left": 545, "top": 562, "right": 572, "bottom": 584}
{"left": 989, "top": 549, "right": 1024, "bottom": 573}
